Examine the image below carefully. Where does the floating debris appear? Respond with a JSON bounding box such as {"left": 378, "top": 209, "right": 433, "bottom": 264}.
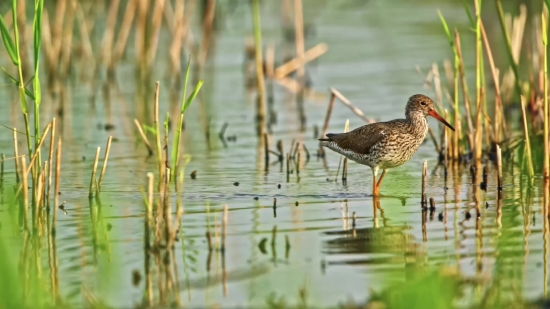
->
{"left": 233, "top": 182, "right": 239, "bottom": 186}
{"left": 132, "top": 270, "right": 141, "bottom": 287}
{"left": 59, "top": 201, "right": 68, "bottom": 215}
{"left": 190, "top": 170, "right": 197, "bottom": 179}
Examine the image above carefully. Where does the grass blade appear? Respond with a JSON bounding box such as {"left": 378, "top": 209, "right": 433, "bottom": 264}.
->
{"left": 182, "top": 80, "right": 203, "bottom": 115}
{"left": 0, "top": 15, "right": 18, "bottom": 66}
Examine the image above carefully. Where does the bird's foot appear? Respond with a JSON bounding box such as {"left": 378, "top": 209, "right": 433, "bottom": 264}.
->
{"left": 371, "top": 192, "right": 388, "bottom": 198}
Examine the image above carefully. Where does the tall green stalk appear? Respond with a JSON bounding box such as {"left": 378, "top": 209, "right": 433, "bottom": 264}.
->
{"left": 32, "top": 0, "right": 44, "bottom": 153}
{"left": 543, "top": 13, "right": 549, "bottom": 178}
{"left": 474, "top": 0, "right": 483, "bottom": 162}
{"left": 10, "top": 0, "right": 32, "bottom": 158}
{"left": 170, "top": 57, "right": 203, "bottom": 178}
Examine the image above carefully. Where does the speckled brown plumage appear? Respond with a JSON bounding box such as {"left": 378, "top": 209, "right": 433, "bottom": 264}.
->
{"left": 319, "top": 94, "right": 454, "bottom": 196}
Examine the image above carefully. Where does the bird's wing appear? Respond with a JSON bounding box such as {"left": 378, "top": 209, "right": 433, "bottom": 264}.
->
{"left": 323, "top": 122, "right": 399, "bottom": 156}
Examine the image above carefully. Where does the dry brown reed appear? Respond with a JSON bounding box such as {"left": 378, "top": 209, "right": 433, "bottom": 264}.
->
{"left": 330, "top": 88, "right": 375, "bottom": 123}
{"left": 46, "top": 118, "right": 56, "bottom": 208}
{"left": 275, "top": 43, "right": 328, "bottom": 79}
{"left": 147, "top": 0, "right": 166, "bottom": 68}
{"left": 221, "top": 204, "right": 228, "bottom": 252}
{"left": 134, "top": 119, "right": 154, "bottom": 156}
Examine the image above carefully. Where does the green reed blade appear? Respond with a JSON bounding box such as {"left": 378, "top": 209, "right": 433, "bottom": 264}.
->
{"left": 181, "top": 56, "right": 191, "bottom": 113}
{"left": 437, "top": 11, "right": 457, "bottom": 55}
{"left": 182, "top": 80, "right": 203, "bottom": 115}
{"left": 171, "top": 57, "right": 192, "bottom": 174}
{"left": 0, "top": 15, "right": 17, "bottom": 66}
{"left": 461, "top": 0, "right": 474, "bottom": 28}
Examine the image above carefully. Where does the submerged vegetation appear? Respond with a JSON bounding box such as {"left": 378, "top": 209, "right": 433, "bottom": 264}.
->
{"left": 0, "top": 0, "right": 550, "bottom": 308}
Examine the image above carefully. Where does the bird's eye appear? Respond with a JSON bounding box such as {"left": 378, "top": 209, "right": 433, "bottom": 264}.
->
{"left": 420, "top": 101, "right": 426, "bottom": 106}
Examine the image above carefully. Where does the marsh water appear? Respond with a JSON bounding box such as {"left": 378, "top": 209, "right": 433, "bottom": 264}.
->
{"left": 0, "top": 0, "right": 546, "bottom": 308}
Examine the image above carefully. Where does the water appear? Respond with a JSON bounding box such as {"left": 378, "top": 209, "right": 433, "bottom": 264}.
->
{"left": 0, "top": 0, "right": 545, "bottom": 308}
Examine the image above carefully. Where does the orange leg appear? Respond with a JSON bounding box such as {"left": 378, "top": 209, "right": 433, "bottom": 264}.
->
{"left": 376, "top": 169, "right": 387, "bottom": 190}
{"left": 372, "top": 169, "right": 378, "bottom": 196}
{"left": 372, "top": 169, "right": 387, "bottom": 196}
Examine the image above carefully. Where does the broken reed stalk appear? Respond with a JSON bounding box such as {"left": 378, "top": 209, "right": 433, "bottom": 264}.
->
{"left": 35, "top": 163, "right": 46, "bottom": 219}
{"left": 46, "top": 118, "right": 56, "bottom": 208}
{"left": 97, "top": 136, "right": 112, "bottom": 193}
{"left": 13, "top": 122, "right": 52, "bottom": 199}
{"left": 21, "top": 155, "right": 29, "bottom": 231}
{"left": 480, "top": 22, "right": 505, "bottom": 142}
{"left": 134, "top": 119, "right": 154, "bottom": 155}
{"left": 88, "top": 147, "right": 101, "bottom": 198}
{"left": 421, "top": 160, "right": 427, "bottom": 206}
{"left": 251, "top": 0, "right": 266, "bottom": 137}
{"left": 274, "top": 43, "right": 328, "bottom": 79}
{"left": 53, "top": 138, "right": 62, "bottom": 229}
{"left": 520, "top": 96, "right": 535, "bottom": 179}
{"left": 544, "top": 13, "right": 549, "bottom": 179}
{"left": 273, "top": 198, "right": 277, "bottom": 218}
{"left": 330, "top": 88, "right": 376, "bottom": 124}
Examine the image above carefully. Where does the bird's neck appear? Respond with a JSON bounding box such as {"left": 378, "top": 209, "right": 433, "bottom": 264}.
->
{"left": 405, "top": 112, "right": 429, "bottom": 137}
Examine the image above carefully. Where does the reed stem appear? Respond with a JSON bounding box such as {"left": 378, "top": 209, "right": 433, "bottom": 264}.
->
{"left": 88, "top": 147, "right": 101, "bottom": 198}
{"left": 21, "top": 155, "right": 28, "bottom": 231}
{"left": 543, "top": 13, "right": 549, "bottom": 178}
{"left": 251, "top": 0, "right": 266, "bottom": 137}
{"left": 97, "top": 136, "right": 113, "bottom": 193}
{"left": 53, "top": 138, "right": 61, "bottom": 229}
{"left": 421, "top": 160, "right": 427, "bottom": 206}
{"left": 520, "top": 96, "right": 535, "bottom": 179}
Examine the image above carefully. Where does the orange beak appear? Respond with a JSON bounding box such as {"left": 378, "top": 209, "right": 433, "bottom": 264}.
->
{"left": 428, "top": 109, "right": 455, "bottom": 131}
